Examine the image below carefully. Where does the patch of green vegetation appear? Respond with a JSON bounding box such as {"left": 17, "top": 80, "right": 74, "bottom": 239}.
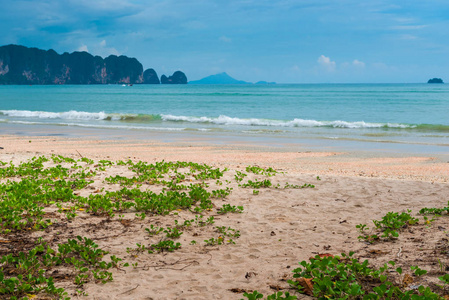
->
{"left": 288, "top": 252, "right": 438, "bottom": 299}
{"left": 163, "top": 227, "right": 183, "bottom": 239}
{"left": 241, "top": 179, "right": 272, "bottom": 189}
{"left": 149, "top": 240, "right": 181, "bottom": 253}
{"left": 234, "top": 171, "right": 247, "bottom": 183}
{"left": 0, "top": 236, "right": 125, "bottom": 299}
{"left": 0, "top": 154, "right": 321, "bottom": 298}
{"left": 242, "top": 290, "right": 297, "bottom": 299}
{"left": 204, "top": 237, "right": 226, "bottom": 246}
{"left": 241, "top": 204, "right": 449, "bottom": 299}
{"left": 217, "top": 204, "right": 244, "bottom": 214}
{"left": 216, "top": 226, "right": 241, "bottom": 238}
{"left": 245, "top": 166, "right": 279, "bottom": 177}
{"left": 419, "top": 201, "right": 449, "bottom": 216}
{"left": 211, "top": 187, "right": 233, "bottom": 198}
{"left": 283, "top": 182, "right": 315, "bottom": 189}
{"left": 145, "top": 225, "right": 164, "bottom": 236}
{"left": 357, "top": 210, "right": 419, "bottom": 243}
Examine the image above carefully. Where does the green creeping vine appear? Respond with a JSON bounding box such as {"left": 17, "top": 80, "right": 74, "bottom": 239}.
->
{"left": 283, "top": 182, "right": 315, "bottom": 189}
{"left": 0, "top": 155, "right": 321, "bottom": 299}
{"left": 241, "top": 179, "right": 272, "bottom": 189}
{"left": 145, "top": 224, "right": 164, "bottom": 236}
{"left": 149, "top": 240, "right": 181, "bottom": 253}
{"left": 242, "top": 290, "right": 297, "bottom": 300}
{"left": 211, "top": 187, "right": 233, "bottom": 198}
{"left": 288, "top": 252, "right": 439, "bottom": 299}
{"left": 204, "top": 237, "right": 227, "bottom": 246}
{"left": 217, "top": 204, "right": 244, "bottom": 214}
{"left": 245, "top": 166, "right": 279, "bottom": 177}
{"left": 0, "top": 236, "right": 125, "bottom": 299}
{"left": 216, "top": 226, "right": 241, "bottom": 238}
{"left": 235, "top": 171, "right": 247, "bottom": 183}
{"left": 163, "top": 227, "right": 183, "bottom": 239}
{"left": 244, "top": 205, "right": 449, "bottom": 299}
{"left": 204, "top": 226, "right": 241, "bottom": 246}
{"left": 7, "top": 157, "right": 235, "bottom": 220}
{"left": 419, "top": 201, "right": 449, "bottom": 216}
{"left": 357, "top": 210, "right": 419, "bottom": 243}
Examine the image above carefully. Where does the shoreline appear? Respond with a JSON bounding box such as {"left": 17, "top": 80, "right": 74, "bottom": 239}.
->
{"left": 1, "top": 134, "right": 448, "bottom": 183}
{"left": 2, "top": 121, "right": 449, "bottom": 157}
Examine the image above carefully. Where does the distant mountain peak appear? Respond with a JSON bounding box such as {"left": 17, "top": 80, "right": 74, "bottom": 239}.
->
{"left": 189, "top": 72, "right": 251, "bottom": 84}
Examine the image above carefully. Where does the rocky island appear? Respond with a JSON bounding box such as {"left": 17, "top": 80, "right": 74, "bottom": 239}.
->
{"left": 189, "top": 72, "right": 275, "bottom": 85}
{"left": 0, "top": 44, "right": 187, "bottom": 85}
{"left": 161, "top": 71, "right": 188, "bottom": 84}
{"left": 189, "top": 72, "right": 251, "bottom": 84}
{"left": 427, "top": 78, "right": 444, "bottom": 84}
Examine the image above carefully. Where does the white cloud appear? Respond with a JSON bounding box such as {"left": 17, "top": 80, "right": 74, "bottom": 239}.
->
{"left": 219, "top": 36, "right": 232, "bottom": 43}
{"left": 352, "top": 59, "right": 365, "bottom": 68}
{"left": 317, "top": 55, "right": 336, "bottom": 72}
{"left": 88, "top": 39, "right": 120, "bottom": 57}
{"left": 77, "top": 44, "right": 88, "bottom": 52}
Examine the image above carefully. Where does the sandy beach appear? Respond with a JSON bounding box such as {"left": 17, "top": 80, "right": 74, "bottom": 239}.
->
{"left": 1, "top": 134, "right": 449, "bottom": 299}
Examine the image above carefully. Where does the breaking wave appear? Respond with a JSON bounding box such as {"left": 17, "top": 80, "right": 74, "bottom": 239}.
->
{"left": 160, "top": 114, "right": 414, "bottom": 129}
{"left": 0, "top": 110, "right": 161, "bottom": 122}
{"left": 1, "top": 110, "right": 448, "bottom": 131}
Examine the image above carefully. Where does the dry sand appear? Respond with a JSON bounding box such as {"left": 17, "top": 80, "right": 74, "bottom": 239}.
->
{"left": 1, "top": 135, "right": 449, "bottom": 299}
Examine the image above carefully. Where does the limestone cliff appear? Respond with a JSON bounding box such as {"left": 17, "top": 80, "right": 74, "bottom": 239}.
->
{"left": 0, "top": 44, "right": 184, "bottom": 85}
{"left": 160, "top": 71, "right": 187, "bottom": 84}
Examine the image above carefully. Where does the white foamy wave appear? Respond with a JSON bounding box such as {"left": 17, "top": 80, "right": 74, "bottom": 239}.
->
{"left": 161, "top": 114, "right": 412, "bottom": 129}
{"left": 8, "top": 121, "right": 43, "bottom": 125}
{"left": 1, "top": 110, "right": 414, "bottom": 130}
{"left": 0, "top": 110, "right": 109, "bottom": 120}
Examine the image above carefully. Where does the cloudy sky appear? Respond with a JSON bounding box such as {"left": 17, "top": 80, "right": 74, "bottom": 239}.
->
{"left": 1, "top": 0, "right": 449, "bottom": 83}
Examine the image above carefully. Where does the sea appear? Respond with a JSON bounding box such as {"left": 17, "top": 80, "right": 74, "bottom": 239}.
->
{"left": 1, "top": 84, "right": 449, "bottom": 154}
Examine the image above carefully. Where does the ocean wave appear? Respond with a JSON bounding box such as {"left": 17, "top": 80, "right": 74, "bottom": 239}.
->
{"left": 0, "top": 110, "right": 161, "bottom": 122}
{"left": 2, "top": 110, "right": 448, "bottom": 132}
{"left": 0, "top": 110, "right": 110, "bottom": 120}
{"left": 161, "top": 114, "right": 414, "bottom": 129}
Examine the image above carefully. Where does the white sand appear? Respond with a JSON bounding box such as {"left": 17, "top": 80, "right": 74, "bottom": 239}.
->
{"left": 1, "top": 135, "right": 449, "bottom": 299}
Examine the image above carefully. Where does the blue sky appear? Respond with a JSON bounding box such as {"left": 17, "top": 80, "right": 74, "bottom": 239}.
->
{"left": 1, "top": 0, "right": 449, "bottom": 83}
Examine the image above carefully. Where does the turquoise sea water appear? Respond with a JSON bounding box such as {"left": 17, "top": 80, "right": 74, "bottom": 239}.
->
{"left": 0, "top": 84, "right": 448, "bottom": 153}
